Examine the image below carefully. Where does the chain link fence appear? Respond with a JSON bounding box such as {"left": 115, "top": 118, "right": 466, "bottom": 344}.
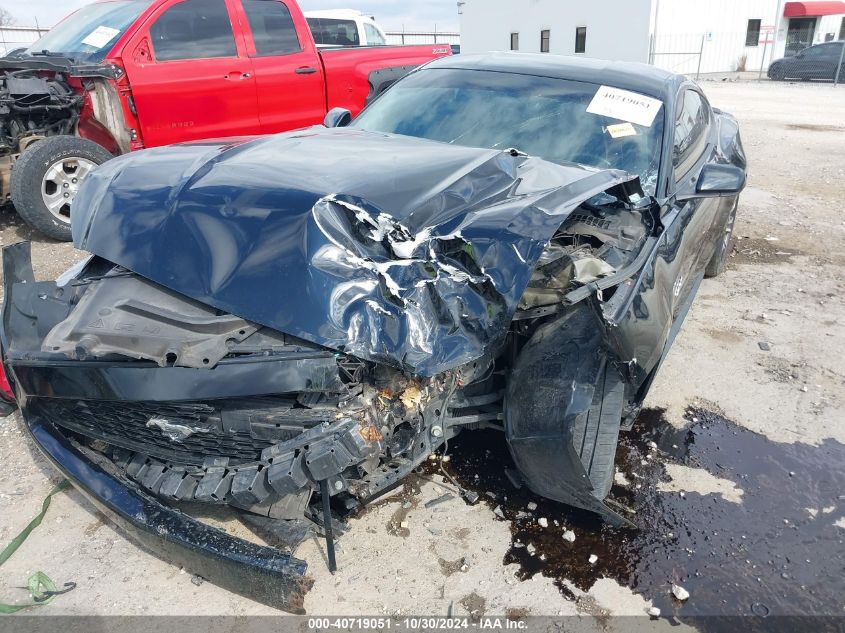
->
{"left": 0, "top": 26, "right": 49, "bottom": 56}
{"left": 649, "top": 30, "right": 845, "bottom": 86}
{"left": 384, "top": 30, "right": 460, "bottom": 46}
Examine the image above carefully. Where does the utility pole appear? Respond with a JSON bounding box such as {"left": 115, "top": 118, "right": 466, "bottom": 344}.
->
{"left": 768, "top": 0, "right": 785, "bottom": 72}
{"left": 650, "top": 0, "right": 661, "bottom": 64}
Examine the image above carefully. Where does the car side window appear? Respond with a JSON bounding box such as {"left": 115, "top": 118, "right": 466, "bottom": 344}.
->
{"left": 150, "top": 0, "right": 237, "bottom": 61}
{"left": 241, "top": 0, "right": 301, "bottom": 56}
{"left": 805, "top": 44, "right": 837, "bottom": 58}
{"left": 673, "top": 89, "right": 710, "bottom": 179}
{"left": 819, "top": 44, "right": 840, "bottom": 58}
{"left": 364, "top": 23, "right": 386, "bottom": 45}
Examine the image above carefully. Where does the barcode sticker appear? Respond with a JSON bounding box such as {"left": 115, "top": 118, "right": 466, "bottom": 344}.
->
{"left": 587, "top": 86, "right": 662, "bottom": 127}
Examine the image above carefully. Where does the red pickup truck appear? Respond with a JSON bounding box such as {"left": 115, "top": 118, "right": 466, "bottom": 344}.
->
{"left": 0, "top": 0, "right": 450, "bottom": 240}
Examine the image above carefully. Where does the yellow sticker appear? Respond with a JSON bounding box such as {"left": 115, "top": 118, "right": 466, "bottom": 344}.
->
{"left": 606, "top": 122, "right": 637, "bottom": 139}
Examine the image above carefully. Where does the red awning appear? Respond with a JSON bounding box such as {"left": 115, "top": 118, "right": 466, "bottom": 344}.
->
{"left": 783, "top": 1, "right": 845, "bottom": 17}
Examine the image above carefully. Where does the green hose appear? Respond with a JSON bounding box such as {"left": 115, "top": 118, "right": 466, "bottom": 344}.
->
{"left": 0, "top": 480, "right": 75, "bottom": 614}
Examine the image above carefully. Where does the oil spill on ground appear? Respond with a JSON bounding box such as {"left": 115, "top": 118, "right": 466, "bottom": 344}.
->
{"left": 351, "top": 478, "right": 422, "bottom": 537}
{"left": 439, "top": 407, "right": 845, "bottom": 618}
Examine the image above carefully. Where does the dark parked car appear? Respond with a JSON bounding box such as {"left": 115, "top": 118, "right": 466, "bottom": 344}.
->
{"left": 768, "top": 40, "right": 845, "bottom": 81}
{"left": 0, "top": 53, "right": 745, "bottom": 610}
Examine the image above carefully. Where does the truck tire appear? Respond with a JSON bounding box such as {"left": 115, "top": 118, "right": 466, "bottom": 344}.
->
{"left": 704, "top": 199, "right": 738, "bottom": 278}
{"left": 10, "top": 136, "right": 113, "bottom": 242}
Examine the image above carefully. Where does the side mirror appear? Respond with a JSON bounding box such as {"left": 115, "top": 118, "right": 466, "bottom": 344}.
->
{"left": 695, "top": 163, "right": 746, "bottom": 197}
{"left": 323, "top": 107, "right": 352, "bottom": 128}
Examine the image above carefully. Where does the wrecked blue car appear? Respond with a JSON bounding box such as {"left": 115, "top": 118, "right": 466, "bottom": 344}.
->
{"left": 0, "top": 54, "right": 745, "bottom": 610}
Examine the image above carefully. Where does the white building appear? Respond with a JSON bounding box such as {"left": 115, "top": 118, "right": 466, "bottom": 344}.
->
{"left": 459, "top": 0, "right": 845, "bottom": 74}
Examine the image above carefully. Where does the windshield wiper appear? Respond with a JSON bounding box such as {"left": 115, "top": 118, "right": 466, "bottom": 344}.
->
{"left": 29, "top": 50, "right": 74, "bottom": 60}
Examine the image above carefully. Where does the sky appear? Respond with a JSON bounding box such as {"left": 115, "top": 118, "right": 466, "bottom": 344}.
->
{"left": 2, "top": 0, "right": 460, "bottom": 31}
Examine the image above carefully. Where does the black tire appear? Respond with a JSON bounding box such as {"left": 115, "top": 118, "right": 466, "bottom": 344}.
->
{"left": 10, "top": 136, "right": 113, "bottom": 241}
{"left": 570, "top": 361, "right": 625, "bottom": 498}
{"left": 705, "top": 199, "right": 738, "bottom": 278}
{"left": 769, "top": 65, "right": 785, "bottom": 81}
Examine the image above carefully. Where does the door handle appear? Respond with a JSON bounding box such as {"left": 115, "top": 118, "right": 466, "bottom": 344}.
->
{"left": 224, "top": 71, "right": 251, "bottom": 80}
{"left": 295, "top": 66, "right": 318, "bottom": 75}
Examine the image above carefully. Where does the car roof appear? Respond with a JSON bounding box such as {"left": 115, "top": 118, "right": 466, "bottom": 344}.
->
{"left": 424, "top": 52, "right": 685, "bottom": 101}
{"left": 305, "top": 9, "right": 371, "bottom": 20}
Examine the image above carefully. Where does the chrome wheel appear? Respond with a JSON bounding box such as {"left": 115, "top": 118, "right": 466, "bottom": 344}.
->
{"left": 40, "top": 157, "right": 96, "bottom": 222}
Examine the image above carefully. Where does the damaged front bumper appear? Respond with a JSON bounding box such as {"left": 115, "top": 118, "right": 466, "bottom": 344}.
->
{"left": 1, "top": 241, "right": 460, "bottom": 609}
{"left": 2, "top": 246, "right": 315, "bottom": 611}
{"left": 22, "top": 413, "right": 311, "bottom": 612}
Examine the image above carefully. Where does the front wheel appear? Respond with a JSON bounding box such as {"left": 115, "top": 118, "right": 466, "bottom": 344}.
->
{"left": 705, "top": 200, "right": 738, "bottom": 278}
{"left": 10, "top": 136, "right": 113, "bottom": 241}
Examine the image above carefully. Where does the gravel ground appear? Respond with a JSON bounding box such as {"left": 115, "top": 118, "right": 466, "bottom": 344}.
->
{"left": 0, "top": 79, "right": 843, "bottom": 621}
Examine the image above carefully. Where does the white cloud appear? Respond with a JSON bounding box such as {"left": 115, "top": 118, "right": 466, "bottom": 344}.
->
{"left": 7, "top": 0, "right": 458, "bottom": 31}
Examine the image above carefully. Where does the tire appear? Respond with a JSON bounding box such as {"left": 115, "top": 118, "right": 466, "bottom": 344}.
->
{"left": 705, "top": 199, "right": 738, "bottom": 278}
{"left": 10, "top": 136, "right": 113, "bottom": 241}
{"left": 570, "top": 361, "right": 625, "bottom": 498}
{"left": 505, "top": 306, "right": 629, "bottom": 523}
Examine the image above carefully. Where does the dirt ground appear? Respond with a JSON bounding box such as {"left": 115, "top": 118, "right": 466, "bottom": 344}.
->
{"left": 0, "top": 79, "right": 843, "bottom": 622}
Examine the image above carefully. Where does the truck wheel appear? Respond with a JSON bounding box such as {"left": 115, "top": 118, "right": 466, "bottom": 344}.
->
{"left": 704, "top": 199, "right": 738, "bottom": 278}
{"left": 10, "top": 136, "right": 113, "bottom": 242}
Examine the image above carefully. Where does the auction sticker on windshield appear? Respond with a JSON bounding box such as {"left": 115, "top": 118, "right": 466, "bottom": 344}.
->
{"left": 606, "top": 122, "right": 637, "bottom": 138}
{"left": 81, "top": 26, "right": 120, "bottom": 49}
{"left": 587, "top": 85, "right": 662, "bottom": 127}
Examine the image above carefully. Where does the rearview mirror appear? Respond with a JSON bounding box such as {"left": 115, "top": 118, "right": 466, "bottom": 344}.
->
{"left": 695, "top": 163, "right": 746, "bottom": 197}
{"left": 324, "top": 108, "right": 352, "bottom": 128}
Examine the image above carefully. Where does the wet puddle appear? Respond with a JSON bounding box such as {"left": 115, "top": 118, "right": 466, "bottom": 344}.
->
{"left": 437, "top": 407, "right": 845, "bottom": 618}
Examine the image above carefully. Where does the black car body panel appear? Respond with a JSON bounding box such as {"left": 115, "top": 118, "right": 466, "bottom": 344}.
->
{"left": 1, "top": 53, "right": 746, "bottom": 610}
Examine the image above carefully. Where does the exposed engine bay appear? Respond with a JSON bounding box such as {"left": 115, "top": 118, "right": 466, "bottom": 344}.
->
{"left": 0, "top": 71, "right": 81, "bottom": 156}
{"left": 0, "top": 71, "right": 81, "bottom": 150}
{"left": 520, "top": 192, "right": 653, "bottom": 312}
{"left": 0, "top": 70, "right": 82, "bottom": 197}
{"left": 0, "top": 61, "right": 128, "bottom": 205}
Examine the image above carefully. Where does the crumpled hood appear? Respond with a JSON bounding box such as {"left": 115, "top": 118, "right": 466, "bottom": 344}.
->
{"left": 73, "top": 127, "right": 636, "bottom": 376}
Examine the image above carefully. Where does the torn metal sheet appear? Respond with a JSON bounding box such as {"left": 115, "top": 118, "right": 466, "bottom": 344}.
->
{"left": 72, "top": 127, "right": 638, "bottom": 376}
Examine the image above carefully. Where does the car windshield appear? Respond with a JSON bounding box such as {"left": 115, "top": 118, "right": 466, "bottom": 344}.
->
{"left": 353, "top": 68, "right": 665, "bottom": 195}
{"left": 24, "top": 1, "right": 152, "bottom": 63}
